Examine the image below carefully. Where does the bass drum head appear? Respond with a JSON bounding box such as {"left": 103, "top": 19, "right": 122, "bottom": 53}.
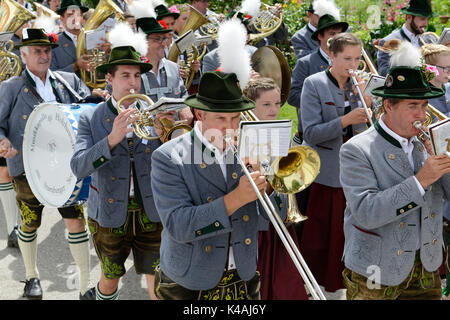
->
{"left": 22, "top": 103, "right": 89, "bottom": 208}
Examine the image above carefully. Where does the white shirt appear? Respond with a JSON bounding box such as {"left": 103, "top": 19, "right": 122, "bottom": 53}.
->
{"left": 307, "top": 22, "right": 317, "bottom": 32}
{"left": 319, "top": 47, "right": 331, "bottom": 64}
{"left": 193, "top": 122, "right": 237, "bottom": 270}
{"left": 26, "top": 67, "right": 56, "bottom": 102}
{"left": 64, "top": 29, "right": 78, "bottom": 48}
{"left": 150, "top": 60, "right": 166, "bottom": 86}
{"left": 402, "top": 24, "right": 420, "bottom": 47}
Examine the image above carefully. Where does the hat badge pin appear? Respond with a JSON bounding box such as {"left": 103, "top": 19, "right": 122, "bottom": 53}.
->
{"left": 397, "top": 75, "right": 405, "bottom": 81}
{"left": 385, "top": 75, "right": 394, "bottom": 87}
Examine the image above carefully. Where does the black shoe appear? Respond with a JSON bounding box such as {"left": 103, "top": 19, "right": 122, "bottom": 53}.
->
{"left": 22, "top": 278, "right": 43, "bottom": 300}
{"left": 80, "top": 287, "right": 96, "bottom": 300}
{"left": 7, "top": 226, "right": 19, "bottom": 248}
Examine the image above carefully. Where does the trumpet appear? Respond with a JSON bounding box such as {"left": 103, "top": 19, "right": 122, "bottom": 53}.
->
{"left": 349, "top": 69, "right": 374, "bottom": 126}
{"left": 223, "top": 135, "right": 325, "bottom": 300}
{"left": 116, "top": 91, "right": 191, "bottom": 142}
{"left": 413, "top": 104, "right": 448, "bottom": 147}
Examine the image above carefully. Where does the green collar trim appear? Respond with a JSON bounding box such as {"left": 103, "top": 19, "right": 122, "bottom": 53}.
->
{"left": 399, "top": 28, "right": 412, "bottom": 43}
{"left": 374, "top": 120, "right": 402, "bottom": 149}
{"left": 107, "top": 98, "right": 118, "bottom": 116}
{"left": 325, "top": 68, "right": 339, "bottom": 88}
{"left": 190, "top": 129, "right": 215, "bottom": 158}
{"left": 317, "top": 48, "right": 329, "bottom": 65}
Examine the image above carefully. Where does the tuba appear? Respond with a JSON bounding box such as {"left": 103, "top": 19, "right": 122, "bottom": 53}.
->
{"left": 76, "top": 0, "right": 125, "bottom": 89}
{"left": 0, "top": 0, "right": 36, "bottom": 33}
{"left": 251, "top": 45, "right": 291, "bottom": 106}
{"left": 0, "top": 37, "right": 21, "bottom": 83}
{"left": 247, "top": 4, "right": 283, "bottom": 45}
{"left": 33, "top": 2, "right": 60, "bottom": 20}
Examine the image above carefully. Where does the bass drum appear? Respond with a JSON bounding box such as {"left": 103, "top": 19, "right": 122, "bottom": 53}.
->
{"left": 22, "top": 103, "right": 97, "bottom": 208}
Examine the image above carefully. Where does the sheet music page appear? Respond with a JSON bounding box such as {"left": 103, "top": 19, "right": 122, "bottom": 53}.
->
{"left": 85, "top": 28, "right": 107, "bottom": 50}
{"left": 238, "top": 120, "right": 292, "bottom": 165}
{"left": 429, "top": 118, "right": 450, "bottom": 155}
{"left": 363, "top": 74, "right": 386, "bottom": 96}
{"left": 438, "top": 28, "right": 449, "bottom": 45}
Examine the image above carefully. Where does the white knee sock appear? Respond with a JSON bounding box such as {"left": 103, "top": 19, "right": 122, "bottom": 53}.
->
{"left": 17, "top": 228, "right": 39, "bottom": 280}
{"left": 68, "top": 229, "right": 90, "bottom": 295}
{"left": 96, "top": 282, "right": 119, "bottom": 300}
{"left": 0, "top": 182, "right": 20, "bottom": 233}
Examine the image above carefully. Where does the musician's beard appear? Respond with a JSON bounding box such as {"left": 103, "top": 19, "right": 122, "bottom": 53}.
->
{"left": 410, "top": 18, "right": 425, "bottom": 35}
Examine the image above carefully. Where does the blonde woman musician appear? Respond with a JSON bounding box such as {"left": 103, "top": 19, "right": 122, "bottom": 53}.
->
{"left": 299, "top": 33, "right": 372, "bottom": 294}
{"left": 243, "top": 77, "right": 309, "bottom": 300}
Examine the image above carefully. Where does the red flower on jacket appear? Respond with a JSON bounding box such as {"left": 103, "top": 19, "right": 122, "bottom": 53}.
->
{"left": 140, "top": 56, "right": 150, "bottom": 63}
{"left": 47, "top": 33, "right": 58, "bottom": 43}
{"left": 158, "top": 20, "right": 168, "bottom": 29}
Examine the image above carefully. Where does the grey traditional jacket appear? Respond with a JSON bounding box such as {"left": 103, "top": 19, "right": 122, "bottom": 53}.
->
{"left": 70, "top": 99, "right": 162, "bottom": 227}
{"left": 291, "top": 24, "right": 319, "bottom": 60}
{"left": 340, "top": 122, "right": 450, "bottom": 286}
{"left": 0, "top": 69, "right": 90, "bottom": 177}
{"left": 202, "top": 45, "right": 258, "bottom": 73}
{"left": 300, "top": 69, "right": 368, "bottom": 187}
{"left": 151, "top": 130, "right": 286, "bottom": 290}
{"left": 376, "top": 27, "right": 419, "bottom": 76}
{"left": 51, "top": 31, "right": 78, "bottom": 74}
{"left": 287, "top": 48, "right": 330, "bottom": 110}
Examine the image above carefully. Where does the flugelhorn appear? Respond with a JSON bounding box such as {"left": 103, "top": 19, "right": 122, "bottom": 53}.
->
{"left": 413, "top": 104, "right": 448, "bottom": 146}
{"left": 116, "top": 91, "right": 191, "bottom": 142}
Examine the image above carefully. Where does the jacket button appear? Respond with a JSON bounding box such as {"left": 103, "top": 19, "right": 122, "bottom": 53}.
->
{"left": 145, "top": 148, "right": 151, "bottom": 154}
{"left": 111, "top": 176, "right": 116, "bottom": 181}
{"left": 430, "top": 212, "right": 435, "bottom": 219}
{"left": 23, "top": 115, "right": 27, "bottom": 120}
{"left": 200, "top": 162, "right": 207, "bottom": 169}
{"left": 398, "top": 222, "right": 405, "bottom": 229}
{"left": 399, "top": 209, "right": 405, "bottom": 214}
{"left": 389, "top": 154, "right": 395, "bottom": 160}
{"left": 108, "top": 198, "right": 114, "bottom": 204}
{"left": 197, "top": 230, "right": 202, "bottom": 236}
{"left": 432, "top": 239, "right": 437, "bottom": 245}
{"left": 207, "top": 196, "right": 213, "bottom": 203}
{"left": 24, "top": 88, "right": 29, "bottom": 93}
{"left": 106, "top": 117, "right": 111, "bottom": 123}
{"left": 205, "top": 245, "right": 212, "bottom": 253}
{"left": 244, "top": 238, "right": 252, "bottom": 245}
{"left": 242, "top": 215, "right": 249, "bottom": 222}
{"left": 214, "top": 221, "right": 220, "bottom": 228}
{"left": 407, "top": 204, "right": 413, "bottom": 209}
{"left": 397, "top": 249, "right": 402, "bottom": 256}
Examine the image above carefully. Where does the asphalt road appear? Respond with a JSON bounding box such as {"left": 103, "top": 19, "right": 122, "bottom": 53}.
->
{"left": 0, "top": 204, "right": 150, "bottom": 300}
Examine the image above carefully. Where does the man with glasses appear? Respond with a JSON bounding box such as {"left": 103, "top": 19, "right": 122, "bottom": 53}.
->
{"left": 134, "top": 14, "right": 192, "bottom": 123}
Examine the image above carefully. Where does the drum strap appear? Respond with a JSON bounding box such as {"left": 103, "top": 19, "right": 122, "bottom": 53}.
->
{"left": 50, "top": 71, "right": 83, "bottom": 102}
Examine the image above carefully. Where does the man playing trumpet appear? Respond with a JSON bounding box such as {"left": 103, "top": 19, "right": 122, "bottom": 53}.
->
{"left": 340, "top": 42, "right": 450, "bottom": 300}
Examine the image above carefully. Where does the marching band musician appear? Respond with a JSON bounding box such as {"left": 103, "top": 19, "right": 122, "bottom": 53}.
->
{"left": 70, "top": 41, "right": 165, "bottom": 300}
{"left": 288, "top": 2, "right": 348, "bottom": 142}
{"left": 50, "top": 0, "right": 91, "bottom": 76}
{"left": 376, "top": 0, "right": 436, "bottom": 76}
{"left": 290, "top": 0, "right": 320, "bottom": 60}
{"left": 340, "top": 43, "right": 450, "bottom": 300}
{"left": 151, "top": 70, "right": 286, "bottom": 300}
{"left": 242, "top": 77, "right": 308, "bottom": 300}
{"left": 299, "top": 33, "right": 372, "bottom": 295}
{"left": 0, "top": 28, "right": 93, "bottom": 300}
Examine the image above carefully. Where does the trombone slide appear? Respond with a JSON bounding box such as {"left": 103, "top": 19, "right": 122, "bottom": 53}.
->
{"left": 349, "top": 69, "right": 374, "bottom": 126}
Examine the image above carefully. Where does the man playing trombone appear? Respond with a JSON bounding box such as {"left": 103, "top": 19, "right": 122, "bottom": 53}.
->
{"left": 340, "top": 45, "right": 450, "bottom": 299}
{"left": 151, "top": 70, "right": 287, "bottom": 300}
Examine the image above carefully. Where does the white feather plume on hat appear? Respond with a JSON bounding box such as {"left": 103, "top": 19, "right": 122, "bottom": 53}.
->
{"left": 218, "top": 18, "right": 251, "bottom": 88}
{"left": 151, "top": 0, "right": 168, "bottom": 8}
{"left": 313, "top": 0, "right": 341, "bottom": 20}
{"left": 239, "top": 0, "right": 261, "bottom": 17}
{"left": 108, "top": 22, "right": 148, "bottom": 56}
{"left": 389, "top": 41, "right": 422, "bottom": 68}
{"left": 33, "top": 16, "right": 60, "bottom": 34}
{"left": 128, "top": 0, "right": 156, "bottom": 19}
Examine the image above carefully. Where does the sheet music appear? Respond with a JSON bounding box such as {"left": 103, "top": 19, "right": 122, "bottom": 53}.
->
{"left": 429, "top": 118, "right": 450, "bottom": 155}
{"left": 363, "top": 74, "right": 386, "bottom": 96}
{"left": 238, "top": 120, "right": 292, "bottom": 165}
{"left": 85, "top": 28, "right": 107, "bottom": 50}
{"left": 438, "top": 28, "right": 450, "bottom": 45}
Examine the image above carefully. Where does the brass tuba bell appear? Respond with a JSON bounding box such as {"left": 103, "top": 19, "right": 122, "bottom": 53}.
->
{"left": 0, "top": 0, "right": 36, "bottom": 33}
